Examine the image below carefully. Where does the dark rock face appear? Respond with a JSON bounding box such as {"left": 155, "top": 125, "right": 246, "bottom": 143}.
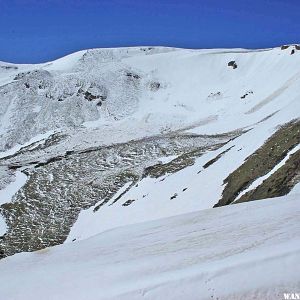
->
{"left": 202, "top": 146, "right": 234, "bottom": 169}
{"left": 149, "top": 82, "right": 161, "bottom": 91}
{"left": 281, "top": 45, "right": 289, "bottom": 50}
{"left": 214, "top": 120, "right": 300, "bottom": 207}
{"left": 281, "top": 45, "right": 300, "bottom": 54}
{"left": 170, "top": 193, "right": 178, "bottom": 200}
{"left": 210, "top": 92, "right": 221, "bottom": 97}
{"left": 236, "top": 148, "right": 300, "bottom": 203}
{"left": 240, "top": 91, "right": 253, "bottom": 99}
{"left": 0, "top": 65, "right": 18, "bottom": 71}
{"left": 76, "top": 87, "right": 108, "bottom": 102}
{"left": 228, "top": 61, "right": 237, "bottom": 69}
{"left": 14, "top": 69, "right": 52, "bottom": 81}
{"left": 84, "top": 91, "right": 100, "bottom": 101}
{"left": 122, "top": 199, "right": 135, "bottom": 206}
{"left": 126, "top": 72, "right": 140, "bottom": 80}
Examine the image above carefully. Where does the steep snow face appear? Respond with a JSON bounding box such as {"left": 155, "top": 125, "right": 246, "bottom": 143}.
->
{"left": 1, "top": 46, "right": 300, "bottom": 150}
{"left": 67, "top": 115, "right": 300, "bottom": 242}
{"left": 0, "top": 194, "right": 299, "bottom": 300}
{"left": 0, "top": 45, "right": 300, "bottom": 257}
{"left": 0, "top": 47, "right": 178, "bottom": 150}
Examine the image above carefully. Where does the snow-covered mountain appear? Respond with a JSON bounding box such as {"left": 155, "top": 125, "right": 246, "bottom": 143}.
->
{"left": 0, "top": 45, "right": 299, "bottom": 296}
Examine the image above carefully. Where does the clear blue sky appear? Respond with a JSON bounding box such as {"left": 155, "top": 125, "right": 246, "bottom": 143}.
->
{"left": 1, "top": 0, "right": 300, "bottom": 63}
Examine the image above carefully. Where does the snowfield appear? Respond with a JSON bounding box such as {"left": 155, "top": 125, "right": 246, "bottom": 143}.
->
{"left": 1, "top": 45, "right": 300, "bottom": 152}
{"left": 0, "top": 194, "right": 299, "bottom": 300}
{"left": 0, "top": 45, "right": 300, "bottom": 297}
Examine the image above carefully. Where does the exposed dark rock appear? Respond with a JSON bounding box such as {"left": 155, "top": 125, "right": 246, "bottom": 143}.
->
{"left": 0, "top": 248, "right": 5, "bottom": 259}
{"left": 14, "top": 72, "right": 27, "bottom": 80}
{"left": 235, "top": 148, "right": 300, "bottom": 203}
{"left": 77, "top": 87, "right": 107, "bottom": 102}
{"left": 0, "top": 65, "right": 18, "bottom": 70}
{"left": 122, "top": 199, "right": 135, "bottom": 206}
{"left": 281, "top": 45, "right": 289, "bottom": 50}
{"left": 150, "top": 82, "right": 161, "bottom": 91}
{"left": 126, "top": 72, "right": 140, "bottom": 79}
{"left": 202, "top": 146, "right": 234, "bottom": 169}
{"left": 214, "top": 120, "right": 300, "bottom": 207}
{"left": 291, "top": 49, "right": 295, "bottom": 55}
{"left": 140, "top": 47, "right": 154, "bottom": 52}
{"left": 228, "top": 61, "right": 237, "bottom": 69}
{"left": 14, "top": 69, "right": 51, "bottom": 81}
{"left": 170, "top": 193, "right": 178, "bottom": 200}
{"left": 240, "top": 91, "right": 253, "bottom": 99}
{"left": 84, "top": 91, "right": 100, "bottom": 101}
{"left": 208, "top": 92, "right": 221, "bottom": 98}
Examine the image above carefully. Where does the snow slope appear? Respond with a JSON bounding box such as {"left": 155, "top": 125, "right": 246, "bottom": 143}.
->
{"left": 67, "top": 99, "right": 300, "bottom": 242}
{"left": 1, "top": 45, "right": 300, "bottom": 151}
{"left": 0, "top": 194, "right": 299, "bottom": 300}
{"left": 0, "top": 45, "right": 300, "bottom": 256}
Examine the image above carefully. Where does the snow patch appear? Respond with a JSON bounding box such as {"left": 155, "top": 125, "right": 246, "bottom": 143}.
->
{"left": 158, "top": 155, "right": 178, "bottom": 164}
{"left": 0, "top": 130, "right": 55, "bottom": 159}
{"left": 0, "top": 171, "right": 27, "bottom": 205}
{"left": 0, "top": 215, "right": 6, "bottom": 236}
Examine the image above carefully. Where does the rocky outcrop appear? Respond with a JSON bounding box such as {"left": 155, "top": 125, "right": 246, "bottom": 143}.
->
{"left": 214, "top": 120, "right": 300, "bottom": 207}
{"left": 228, "top": 60, "right": 237, "bottom": 69}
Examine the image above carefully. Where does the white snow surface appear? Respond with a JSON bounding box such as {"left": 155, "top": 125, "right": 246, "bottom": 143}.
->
{"left": 0, "top": 194, "right": 300, "bottom": 300}
{"left": 68, "top": 105, "right": 300, "bottom": 242}
{"left": 2, "top": 45, "right": 295, "bottom": 243}
{"left": 0, "top": 130, "right": 55, "bottom": 159}
{"left": 0, "top": 215, "right": 6, "bottom": 236}
{"left": 0, "top": 170, "right": 28, "bottom": 235}
{"left": 291, "top": 182, "right": 300, "bottom": 194}
{"left": 0, "top": 46, "right": 299, "bottom": 234}
{"left": 0, "top": 46, "right": 300, "bottom": 299}
{"left": 1, "top": 45, "right": 300, "bottom": 152}
{"left": 0, "top": 170, "right": 27, "bottom": 205}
